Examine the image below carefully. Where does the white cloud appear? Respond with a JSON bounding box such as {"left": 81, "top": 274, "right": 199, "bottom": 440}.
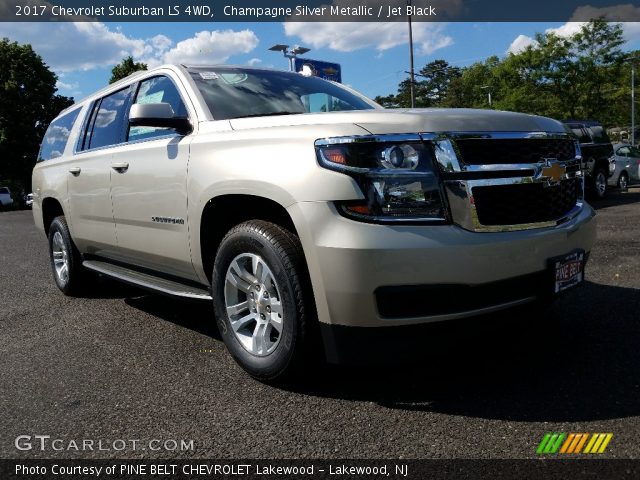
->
{"left": 569, "top": 4, "right": 640, "bottom": 22}
{"left": 0, "top": 23, "right": 259, "bottom": 73}
{"left": 284, "top": 22, "right": 453, "bottom": 55}
{"left": 157, "top": 30, "right": 259, "bottom": 66}
{"left": 247, "top": 58, "right": 263, "bottom": 66}
{"left": 506, "top": 34, "right": 538, "bottom": 55}
{"left": 507, "top": 15, "right": 640, "bottom": 56}
{"left": 56, "top": 80, "right": 79, "bottom": 91}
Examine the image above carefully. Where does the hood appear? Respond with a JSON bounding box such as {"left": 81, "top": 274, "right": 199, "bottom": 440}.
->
{"left": 228, "top": 108, "right": 567, "bottom": 135}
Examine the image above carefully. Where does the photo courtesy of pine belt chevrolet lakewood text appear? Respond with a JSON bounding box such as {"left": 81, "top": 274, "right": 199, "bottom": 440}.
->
{"left": 32, "top": 65, "right": 596, "bottom": 381}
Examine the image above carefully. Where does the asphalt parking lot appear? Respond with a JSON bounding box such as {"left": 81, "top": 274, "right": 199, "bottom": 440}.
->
{"left": 1, "top": 189, "right": 639, "bottom": 460}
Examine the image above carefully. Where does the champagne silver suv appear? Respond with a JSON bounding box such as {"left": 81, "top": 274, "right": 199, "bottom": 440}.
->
{"left": 32, "top": 64, "right": 596, "bottom": 380}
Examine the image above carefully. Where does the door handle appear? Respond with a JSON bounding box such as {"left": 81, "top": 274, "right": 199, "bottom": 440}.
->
{"left": 111, "top": 162, "right": 129, "bottom": 173}
{"left": 68, "top": 167, "right": 81, "bottom": 176}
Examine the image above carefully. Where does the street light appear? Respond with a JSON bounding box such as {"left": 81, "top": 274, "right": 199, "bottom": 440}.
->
{"left": 268, "top": 44, "right": 311, "bottom": 71}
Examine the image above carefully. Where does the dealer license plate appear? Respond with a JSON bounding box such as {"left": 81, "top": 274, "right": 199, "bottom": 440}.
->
{"left": 551, "top": 250, "right": 585, "bottom": 293}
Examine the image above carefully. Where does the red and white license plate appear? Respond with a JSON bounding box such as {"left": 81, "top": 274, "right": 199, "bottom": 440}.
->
{"left": 551, "top": 251, "right": 585, "bottom": 293}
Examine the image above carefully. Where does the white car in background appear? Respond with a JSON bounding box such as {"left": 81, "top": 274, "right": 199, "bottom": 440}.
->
{"left": 25, "top": 193, "right": 34, "bottom": 208}
{"left": 0, "top": 187, "right": 13, "bottom": 208}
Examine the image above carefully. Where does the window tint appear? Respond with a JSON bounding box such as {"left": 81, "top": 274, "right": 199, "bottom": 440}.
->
{"left": 617, "top": 146, "right": 630, "bottom": 156}
{"left": 630, "top": 147, "right": 640, "bottom": 157}
{"left": 189, "top": 67, "right": 375, "bottom": 120}
{"left": 37, "top": 108, "right": 80, "bottom": 161}
{"left": 128, "top": 76, "right": 188, "bottom": 142}
{"left": 0, "top": 187, "right": 9, "bottom": 194}
{"left": 87, "top": 87, "right": 131, "bottom": 150}
{"left": 589, "top": 126, "right": 609, "bottom": 143}
{"left": 569, "top": 126, "right": 592, "bottom": 143}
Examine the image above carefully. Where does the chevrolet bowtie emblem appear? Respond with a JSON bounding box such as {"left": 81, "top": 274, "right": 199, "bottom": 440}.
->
{"left": 539, "top": 160, "right": 566, "bottom": 184}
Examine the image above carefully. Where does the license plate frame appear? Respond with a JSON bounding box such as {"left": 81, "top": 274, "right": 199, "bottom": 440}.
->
{"left": 549, "top": 250, "right": 585, "bottom": 294}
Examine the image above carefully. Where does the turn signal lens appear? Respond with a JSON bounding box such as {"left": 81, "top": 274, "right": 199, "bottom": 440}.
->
{"left": 323, "top": 148, "right": 347, "bottom": 165}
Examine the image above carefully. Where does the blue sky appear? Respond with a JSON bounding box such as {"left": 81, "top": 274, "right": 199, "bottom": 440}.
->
{"left": 1, "top": 21, "right": 639, "bottom": 102}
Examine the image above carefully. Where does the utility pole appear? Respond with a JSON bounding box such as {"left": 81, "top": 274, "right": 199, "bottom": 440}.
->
{"left": 407, "top": 0, "right": 415, "bottom": 108}
{"left": 632, "top": 62, "right": 636, "bottom": 146}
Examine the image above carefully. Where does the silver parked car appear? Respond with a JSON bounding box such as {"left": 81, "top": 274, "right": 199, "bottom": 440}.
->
{"left": 608, "top": 143, "right": 640, "bottom": 190}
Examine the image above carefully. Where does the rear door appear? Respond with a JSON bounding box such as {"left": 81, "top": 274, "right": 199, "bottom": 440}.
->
{"left": 108, "top": 73, "right": 197, "bottom": 280}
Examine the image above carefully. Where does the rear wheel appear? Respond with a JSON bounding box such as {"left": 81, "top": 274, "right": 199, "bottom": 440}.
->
{"left": 211, "top": 220, "right": 313, "bottom": 381}
{"left": 592, "top": 167, "right": 608, "bottom": 199}
{"left": 618, "top": 172, "right": 629, "bottom": 191}
{"left": 47, "top": 216, "right": 88, "bottom": 296}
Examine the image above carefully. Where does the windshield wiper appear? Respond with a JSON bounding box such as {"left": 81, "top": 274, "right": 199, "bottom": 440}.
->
{"left": 233, "top": 111, "right": 304, "bottom": 119}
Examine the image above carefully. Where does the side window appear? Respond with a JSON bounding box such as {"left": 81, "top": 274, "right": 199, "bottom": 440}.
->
{"left": 86, "top": 87, "right": 131, "bottom": 150}
{"left": 38, "top": 108, "right": 80, "bottom": 162}
{"left": 301, "top": 92, "right": 355, "bottom": 113}
{"left": 570, "top": 127, "right": 592, "bottom": 144}
{"left": 589, "top": 126, "right": 609, "bottom": 143}
{"left": 617, "top": 146, "right": 630, "bottom": 157}
{"left": 128, "top": 76, "right": 188, "bottom": 142}
{"left": 630, "top": 147, "right": 640, "bottom": 158}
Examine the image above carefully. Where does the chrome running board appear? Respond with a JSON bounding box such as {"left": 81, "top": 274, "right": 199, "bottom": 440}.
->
{"left": 83, "top": 260, "right": 212, "bottom": 301}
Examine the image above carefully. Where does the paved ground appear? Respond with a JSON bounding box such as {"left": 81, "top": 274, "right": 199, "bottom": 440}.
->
{"left": 1, "top": 189, "right": 639, "bottom": 460}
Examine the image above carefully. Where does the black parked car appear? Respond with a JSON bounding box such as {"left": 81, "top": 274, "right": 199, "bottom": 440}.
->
{"left": 563, "top": 120, "right": 615, "bottom": 198}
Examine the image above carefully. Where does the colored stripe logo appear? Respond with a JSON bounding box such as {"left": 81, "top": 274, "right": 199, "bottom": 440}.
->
{"left": 537, "top": 433, "right": 613, "bottom": 454}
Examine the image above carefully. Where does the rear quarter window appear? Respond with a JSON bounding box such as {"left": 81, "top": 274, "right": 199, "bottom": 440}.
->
{"left": 38, "top": 108, "right": 81, "bottom": 162}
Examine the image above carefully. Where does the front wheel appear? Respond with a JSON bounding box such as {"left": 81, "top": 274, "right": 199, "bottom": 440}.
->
{"left": 211, "top": 220, "right": 313, "bottom": 381}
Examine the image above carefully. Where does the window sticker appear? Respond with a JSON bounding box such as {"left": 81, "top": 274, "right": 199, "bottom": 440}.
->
{"left": 199, "top": 71, "right": 219, "bottom": 80}
{"left": 137, "top": 91, "right": 164, "bottom": 105}
{"left": 220, "top": 73, "right": 248, "bottom": 85}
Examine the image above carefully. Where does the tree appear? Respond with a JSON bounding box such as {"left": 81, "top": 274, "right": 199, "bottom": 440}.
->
{"left": 109, "top": 56, "right": 147, "bottom": 84}
{"left": 374, "top": 60, "right": 461, "bottom": 108}
{"left": 0, "top": 38, "right": 73, "bottom": 191}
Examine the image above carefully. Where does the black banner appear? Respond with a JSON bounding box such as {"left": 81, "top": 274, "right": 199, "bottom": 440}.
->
{"left": 2, "top": 459, "right": 640, "bottom": 480}
{"left": 1, "top": 0, "right": 639, "bottom": 22}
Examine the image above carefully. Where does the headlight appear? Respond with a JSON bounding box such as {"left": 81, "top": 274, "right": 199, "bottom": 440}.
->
{"left": 316, "top": 136, "right": 448, "bottom": 223}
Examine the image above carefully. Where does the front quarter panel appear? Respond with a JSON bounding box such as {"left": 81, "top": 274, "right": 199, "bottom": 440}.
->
{"left": 187, "top": 122, "right": 370, "bottom": 280}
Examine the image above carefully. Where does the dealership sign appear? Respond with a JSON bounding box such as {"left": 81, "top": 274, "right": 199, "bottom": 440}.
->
{"left": 293, "top": 58, "right": 342, "bottom": 83}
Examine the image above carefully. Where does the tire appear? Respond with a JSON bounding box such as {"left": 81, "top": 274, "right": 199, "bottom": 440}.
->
{"left": 592, "top": 167, "right": 608, "bottom": 199}
{"left": 211, "top": 220, "right": 313, "bottom": 381}
{"left": 618, "top": 172, "right": 629, "bottom": 191}
{"left": 47, "top": 216, "right": 87, "bottom": 296}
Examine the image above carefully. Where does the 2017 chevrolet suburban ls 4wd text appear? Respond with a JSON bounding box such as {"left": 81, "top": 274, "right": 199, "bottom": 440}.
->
{"left": 32, "top": 65, "right": 596, "bottom": 380}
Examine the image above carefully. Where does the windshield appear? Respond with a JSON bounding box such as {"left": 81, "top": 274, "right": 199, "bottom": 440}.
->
{"left": 189, "top": 67, "right": 377, "bottom": 120}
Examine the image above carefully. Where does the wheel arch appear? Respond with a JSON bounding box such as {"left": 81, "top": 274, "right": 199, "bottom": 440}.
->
{"left": 198, "top": 194, "right": 300, "bottom": 282}
{"left": 41, "top": 197, "right": 65, "bottom": 236}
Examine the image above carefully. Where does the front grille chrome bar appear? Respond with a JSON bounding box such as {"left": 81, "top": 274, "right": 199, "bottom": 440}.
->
{"left": 421, "top": 132, "right": 584, "bottom": 233}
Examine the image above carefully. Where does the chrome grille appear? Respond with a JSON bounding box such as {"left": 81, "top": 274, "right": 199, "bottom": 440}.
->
{"left": 427, "top": 132, "right": 584, "bottom": 232}
{"left": 454, "top": 138, "right": 576, "bottom": 165}
{"left": 472, "top": 178, "right": 580, "bottom": 226}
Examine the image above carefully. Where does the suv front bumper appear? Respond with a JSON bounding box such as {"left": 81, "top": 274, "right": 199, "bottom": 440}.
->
{"left": 289, "top": 201, "right": 596, "bottom": 360}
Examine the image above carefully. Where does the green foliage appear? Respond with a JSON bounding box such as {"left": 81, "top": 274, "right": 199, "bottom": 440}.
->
{"left": 109, "top": 56, "right": 147, "bottom": 84}
{"left": 378, "top": 21, "right": 634, "bottom": 130}
{"left": 375, "top": 59, "right": 461, "bottom": 108}
{"left": 0, "top": 38, "right": 73, "bottom": 190}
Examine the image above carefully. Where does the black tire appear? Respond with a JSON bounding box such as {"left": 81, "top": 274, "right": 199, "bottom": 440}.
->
{"left": 47, "top": 216, "right": 87, "bottom": 296}
{"left": 591, "top": 167, "right": 608, "bottom": 199}
{"left": 211, "top": 220, "right": 313, "bottom": 381}
{"left": 618, "top": 172, "right": 629, "bottom": 191}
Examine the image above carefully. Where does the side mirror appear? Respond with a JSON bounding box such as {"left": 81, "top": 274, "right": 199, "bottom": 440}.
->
{"left": 129, "top": 102, "right": 192, "bottom": 135}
